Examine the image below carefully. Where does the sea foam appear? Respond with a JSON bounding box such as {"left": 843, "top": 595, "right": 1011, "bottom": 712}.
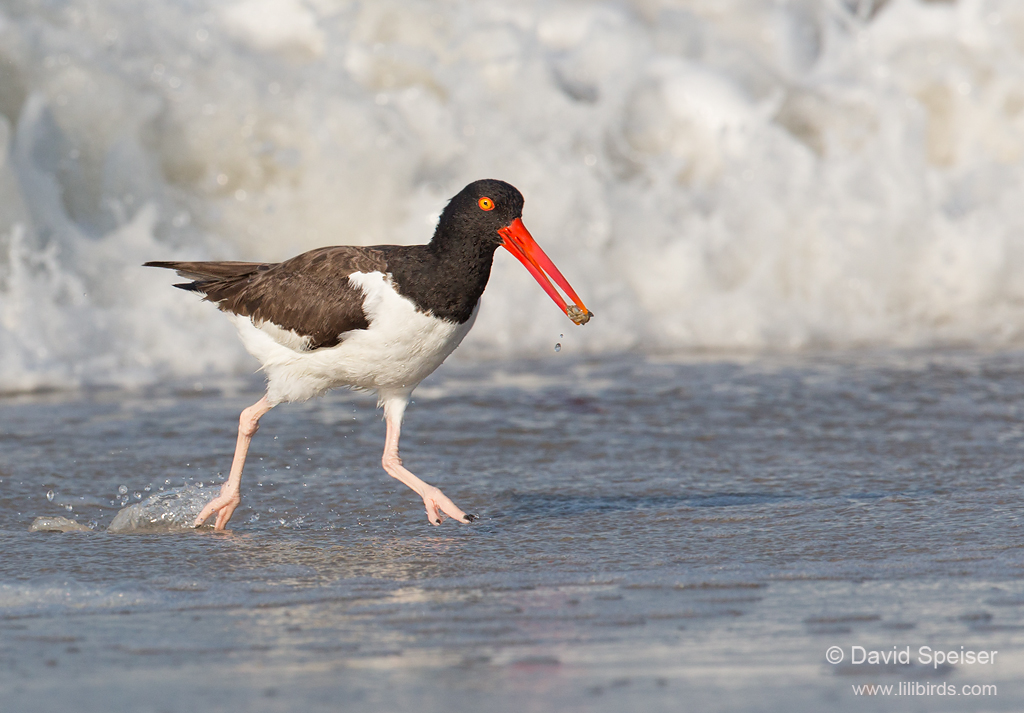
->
{"left": 0, "top": 0, "right": 1022, "bottom": 392}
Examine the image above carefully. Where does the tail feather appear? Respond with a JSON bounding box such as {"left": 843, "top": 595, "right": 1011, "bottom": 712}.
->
{"left": 144, "top": 260, "right": 266, "bottom": 281}
{"left": 144, "top": 260, "right": 269, "bottom": 293}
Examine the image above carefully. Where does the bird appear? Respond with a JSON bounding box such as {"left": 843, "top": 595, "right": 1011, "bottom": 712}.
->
{"left": 145, "top": 179, "right": 592, "bottom": 530}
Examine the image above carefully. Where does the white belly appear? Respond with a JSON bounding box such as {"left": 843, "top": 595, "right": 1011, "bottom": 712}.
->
{"left": 229, "top": 271, "right": 478, "bottom": 405}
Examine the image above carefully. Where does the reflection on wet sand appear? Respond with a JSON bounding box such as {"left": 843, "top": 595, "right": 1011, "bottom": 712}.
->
{"left": 4, "top": 353, "right": 1024, "bottom": 709}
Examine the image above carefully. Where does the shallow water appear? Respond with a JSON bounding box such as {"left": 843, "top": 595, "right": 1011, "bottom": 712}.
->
{"left": 2, "top": 350, "right": 1024, "bottom": 711}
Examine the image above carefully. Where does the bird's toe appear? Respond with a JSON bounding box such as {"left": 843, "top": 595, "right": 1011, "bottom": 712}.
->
{"left": 424, "top": 502, "right": 443, "bottom": 526}
{"left": 194, "top": 491, "right": 240, "bottom": 530}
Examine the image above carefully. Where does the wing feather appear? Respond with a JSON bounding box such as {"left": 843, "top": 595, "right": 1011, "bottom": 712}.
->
{"left": 145, "top": 247, "right": 389, "bottom": 350}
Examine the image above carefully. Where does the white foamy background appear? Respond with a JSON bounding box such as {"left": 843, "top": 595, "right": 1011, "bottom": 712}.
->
{"left": 1, "top": 0, "right": 1023, "bottom": 392}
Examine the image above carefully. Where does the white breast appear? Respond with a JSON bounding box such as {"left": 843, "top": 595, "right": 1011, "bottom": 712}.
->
{"left": 229, "top": 271, "right": 478, "bottom": 405}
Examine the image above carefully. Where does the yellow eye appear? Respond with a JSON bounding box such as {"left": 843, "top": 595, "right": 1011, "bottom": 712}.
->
{"left": 478, "top": 197, "right": 495, "bottom": 211}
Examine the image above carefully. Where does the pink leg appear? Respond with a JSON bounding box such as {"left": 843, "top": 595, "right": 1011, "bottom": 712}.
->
{"left": 380, "top": 395, "right": 475, "bottom": 526}
{"left": 194, "top": 395, "right": 274, "bottom": 530}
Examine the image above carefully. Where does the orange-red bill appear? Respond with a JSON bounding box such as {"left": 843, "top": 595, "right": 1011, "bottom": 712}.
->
{"left": 498, "top": 217, "right": 593, "bottom": 326}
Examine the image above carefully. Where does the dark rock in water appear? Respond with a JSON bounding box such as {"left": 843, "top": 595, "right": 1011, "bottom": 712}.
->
{"left": 29, "top": 516, "right": 92, "bottom": 533}
{"left": 108, "top": 485, "right": 213, "bottom": 533}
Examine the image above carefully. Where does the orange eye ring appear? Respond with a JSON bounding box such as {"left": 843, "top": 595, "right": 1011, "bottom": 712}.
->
{"left": 478, "top": 197, "right": 495, "bottom": 211}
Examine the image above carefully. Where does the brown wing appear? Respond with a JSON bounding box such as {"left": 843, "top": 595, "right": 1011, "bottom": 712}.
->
{"left": 145, "top": 246, "right": 389, "bottom": 350}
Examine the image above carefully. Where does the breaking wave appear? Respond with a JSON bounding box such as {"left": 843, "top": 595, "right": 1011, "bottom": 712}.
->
{"left": 1, "top": 0, "right": 1023, "bottom": 391}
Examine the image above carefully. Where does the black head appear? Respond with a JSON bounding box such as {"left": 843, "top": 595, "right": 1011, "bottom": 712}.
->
{"left": 431, "top": 179, "right": 524, "bottom": 254}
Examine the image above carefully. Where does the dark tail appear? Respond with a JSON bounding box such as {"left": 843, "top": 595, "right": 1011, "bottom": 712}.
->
{"left": 144, "top": 260, "right": 268, "bottom": 293}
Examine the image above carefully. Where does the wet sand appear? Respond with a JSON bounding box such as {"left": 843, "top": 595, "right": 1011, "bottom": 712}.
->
{"left": 2, "top": 352, "right": 1024, "bottom": 711}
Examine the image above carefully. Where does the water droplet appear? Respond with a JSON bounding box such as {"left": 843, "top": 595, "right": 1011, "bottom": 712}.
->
{"left": 117, "top": 485, "right": 128, "bottom": 495}
{"left": 249, "top": 513, "right": 260, "bottom": 523}
{"left": 133, "top": 492, "right": 142, "bottom": 500}
{"left": 87, "top": 520, "right": 98, "bottom": 530}
{"left": 64, "top": 504, "right": 73, "bottom": 511}
{"left": 554, "top": 343, "right": 561, "bottom": 352}
{"left": 560, "top": 334, "right": 564, "bottom": 338}
{"left": 46, "top": 490, "right": 54, "bottom": 502}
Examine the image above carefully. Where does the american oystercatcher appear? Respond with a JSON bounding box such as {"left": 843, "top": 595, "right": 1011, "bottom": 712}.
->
{"left": 146, "top": 179, "right": 592, "bottom": 529}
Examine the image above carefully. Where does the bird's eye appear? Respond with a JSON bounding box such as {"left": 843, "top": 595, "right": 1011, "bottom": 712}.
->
{"left": 478, "top": 197, "right": 495, "bottom": 211}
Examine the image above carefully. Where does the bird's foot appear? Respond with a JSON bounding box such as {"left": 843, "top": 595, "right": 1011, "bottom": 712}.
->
{"left": 194, "top": 483, "right": 240, "bottom": 530}
{"left": 422, "top": 486, "right": 476, "bottom": 526}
